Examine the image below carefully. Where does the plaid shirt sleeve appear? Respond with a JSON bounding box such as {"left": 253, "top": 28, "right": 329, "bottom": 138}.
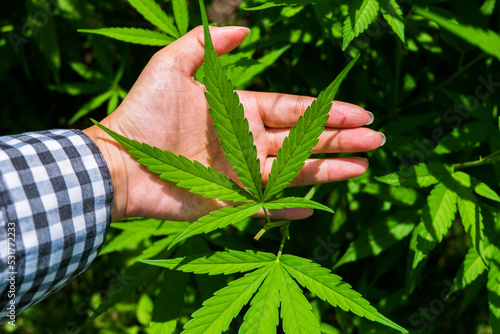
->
{"left": 0, "top": 129, "right": 113, "bottom": 323}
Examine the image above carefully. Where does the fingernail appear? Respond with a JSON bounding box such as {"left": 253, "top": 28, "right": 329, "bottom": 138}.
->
{"left": 224, "top": 26, "right": 251, "bottom": 38}
{"left": 378, "top": 132, "right": 386, "bottom": 146}
{"left": 366, "top": 111, "right": 374, "bottom": 125}
{"left": 364, "top": 158, "right": 369, "bottom": 168}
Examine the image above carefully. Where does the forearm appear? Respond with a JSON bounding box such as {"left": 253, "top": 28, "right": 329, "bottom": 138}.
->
{"left": 0, "top": 129, "right": 113, "bottom": 323}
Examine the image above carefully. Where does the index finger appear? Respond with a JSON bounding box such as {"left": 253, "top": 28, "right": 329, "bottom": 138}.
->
{"left": 237, "top": 91, "right": 373, "bottom": 128}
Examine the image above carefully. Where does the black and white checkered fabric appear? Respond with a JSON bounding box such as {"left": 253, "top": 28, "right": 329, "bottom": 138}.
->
{"left": 0, "top": 129, "right": 113, "bottom": 322}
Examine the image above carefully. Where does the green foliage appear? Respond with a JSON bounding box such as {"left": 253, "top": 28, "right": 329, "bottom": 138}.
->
{"left": 88, "top": 1, "right": 405, "bottom": 332}
{"left": 172, "top": 0, "right": 189, "bottom": 36}
{"left": 262, "top": 54, "right": 360, "bottom": 201}
{"left": 412, "top": 181, "right": 458, "bottom": 269}
{"left": 342, "top": 0, "right": 380, "bottom": 51}
{"left": 5, "top": 0, "right": 500, "bottom": 333}
{"left": 91, "top": 120, "right": 256, "bottom": 203}
{"left": 140, "top": 250, "right": 276, "bottom": 275}
{"left": 415, "top": 7, "right": 500, "bottom": 61}
{"left": 182, "top": 265, "right": 272, "bottom": 334}
{"left": 201, "top": 6, "right": 263, "bottom": 200}
{"left": 168, "top": 204, "right": 263, "bottom": 248}
{"left": 262, "top": 197, "right": 334, "bottom": 212}
{"left": 80, "top": 0, "right": 185, "bottom": 45}
{"left": 145, "top": 251, "right": 406, "bottom": 333}
{"left": 448, "top": 247, "right": 487, "bottom": 296}
{"left": 379, "top": 0, "right": 405, "bottom": 44}
{"left": 127, "top": 0, "right": 179, "bottom": 37}
{"left": 78, "top": 27, "right": 175, "bottom": 46}
{"left": 334, "top": 213, "right": 415, "bottom": 268}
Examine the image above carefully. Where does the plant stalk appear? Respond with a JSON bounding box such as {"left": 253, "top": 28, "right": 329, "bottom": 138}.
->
{"left": 277, "top": 223, "right": 290, "bottom": 259}
{"left": 452, "top": 150, "right": 500, "bottom": 171}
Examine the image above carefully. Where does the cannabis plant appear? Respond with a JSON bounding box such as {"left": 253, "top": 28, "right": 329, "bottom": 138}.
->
{"left": 90, "top": 1, "right": 409, "bottom": 332}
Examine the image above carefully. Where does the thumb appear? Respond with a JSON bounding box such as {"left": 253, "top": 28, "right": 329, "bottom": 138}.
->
{"left": 158, "top": 25, "right": 250, "bottom": 77}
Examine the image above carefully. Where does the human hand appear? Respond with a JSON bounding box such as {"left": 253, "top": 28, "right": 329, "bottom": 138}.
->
{"left": 83, "top": 26, "right": 384, "bottom": 222}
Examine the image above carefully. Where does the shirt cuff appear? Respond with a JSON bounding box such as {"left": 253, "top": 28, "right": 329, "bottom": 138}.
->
{"left": 0, "top": 129, "right": 113, "bottom": 322}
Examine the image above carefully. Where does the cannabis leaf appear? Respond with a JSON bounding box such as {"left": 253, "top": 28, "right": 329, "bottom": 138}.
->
{"left": 181, "top": 265, "right": 272, "bottom": 334}
{"left": 415, "top": 7, "right": 500, "bottom": 61}
{"left": 472, "top": 177, "right": 500, "bottom": 202}
{"left": 140, "top": 250, "right": 275, "bottom": 275}
{"left": 334, "top": 213, "right": 415, "bottom": 268}
{"left": 240, "top": 263, "right": 281, "bottom": 334}
{"left": 172, "top": 0, "right": 189, "bottom": 36}
{"left": 201, "top": 2, "right": 263, "bottom": 201}
{"left": 79, "top": 0, "right": 187, "bottom": 46}
{"left": 168, "top": 204, "right": 262, "bottom": 249}
{"left": 342, "top": 0, "right": 380, "bottom": 51}
{"left": 454, "top": 172, "right": 486, "bottom": 259}
{"left": 375, "top": 162, "right": 452, "bottom": 188}
{"left": 448, "top": 247, "right": 487, "bottom": 297}
{"left": 245, "top": 0, "right": 332, "bottom": 11}
{"left": 127, "top": 0, "right": 179, "bottom": 37}
{"left": 91, "top": 2, "right": 409, "bottom": 332}
{"left": 379, "top": 0, "right": 405, "bottom": 43}
{"left": 78, "top": 28, "right": 175, "bottom": 46}
{"left": 263, "top": 54, "right": 360, "bottom": 201}
{"left": 487, "top": 247, "right": 500, "bottom": 332}
{"left": 262, "top": 197, "right": 334, "bottom": 212}
{"left": 412, "top": 181, "right": 458, "bottom": 269}
{"left": 278, "top": 264, "right": 320, "bottom": 334}
{"left": 91, "top": 120, "right": 255, "bottom": 203}
{"left": 280, "top": 255, "right": 407, "bottom": 332}
{"left": 143, "top": 250, "right": 408, "bottom": 333}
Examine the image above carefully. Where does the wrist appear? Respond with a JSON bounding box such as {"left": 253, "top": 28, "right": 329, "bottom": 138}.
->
{"left": 83, "top": 120, "right": 128, "bottom": 222}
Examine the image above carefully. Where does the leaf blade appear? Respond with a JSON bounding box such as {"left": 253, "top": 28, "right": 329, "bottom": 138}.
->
{"left": 172, "top": 0, "right": 189, "bottom": 35}
{"left": 169, "top": 204, "right": 262, "bottom": 248}
{"left": 342, "top": 0, "right": 380, "bottom": 50}
{"left": 488, "top": 247, "right": 500, "bottom": 332}
{"left": 375, "top": 162, "right": 452, "bottom": 188}
{"left": 91, "top": 120, "right": 255, "bottom": 203}
{"left": 181, "top": 265, "right": 272, "bottom": 334}
{"left": 334, "top": 213, "right": 415, "bottom": 268}
{"left": 127, "top": 0, "right": 179, "bottom": 37}
{"left": 245, "top": 0, "right": 331, "bottom": 11}
{"left": 379, "top": 0, "right": 405, "bottom": 43}
{"left": 78, "top": 27, "right": 175, "bottom": 46}
{"left": 453, "top": 172, "right": 486, "bottom": 260}
{"left": 448, "top": 247, "right": 487, "bottom": 297}
{"left": 140, "top": 250, "right": 276, "bottom": 275}
{"left": 263, "top": 55, "right": 360, "bottom": 201}
{"left": 280, "top": 255, "right": 408, "bottom": 333}
{"left": 277, "top": 264, "right": 320, "bottom": 334}
{"left": 200, "top": 0, "right": 263, "bottom": 200}
{"left": 415, "top": 7, "right": 500, "bottom": 61}
{"left": 263, "top": 197, "right": 334, "bottom": 213}
{"left": 239, "top": 263, "right": 281, "bottom": 334}
{"left": 69, "top": 91, "right": 113, "bottom": 124}
{"left": 472, "top": 176, "right": 500, "bottom": 202}
{"left": 413, "top": 181, "right": 458, "bottom": 269}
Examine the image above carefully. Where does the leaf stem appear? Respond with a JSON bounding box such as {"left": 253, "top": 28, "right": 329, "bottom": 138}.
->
{"left": 254, "top": 208, "right": 273, "bottom": 240}
{"left": 277, "top": 223, "right": 290, "bottom": 259}
{"left": 451, "top": 150, "right": 500, "bottom": 171}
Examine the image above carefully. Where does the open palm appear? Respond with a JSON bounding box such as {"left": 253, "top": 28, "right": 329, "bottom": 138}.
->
{"left": 84, "top": 26, "right": 384, "bottom": 222}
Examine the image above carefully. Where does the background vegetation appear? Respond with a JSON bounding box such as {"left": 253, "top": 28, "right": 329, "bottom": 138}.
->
{"left": 1, "top": 0, "right": 500, "bottom": 333}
